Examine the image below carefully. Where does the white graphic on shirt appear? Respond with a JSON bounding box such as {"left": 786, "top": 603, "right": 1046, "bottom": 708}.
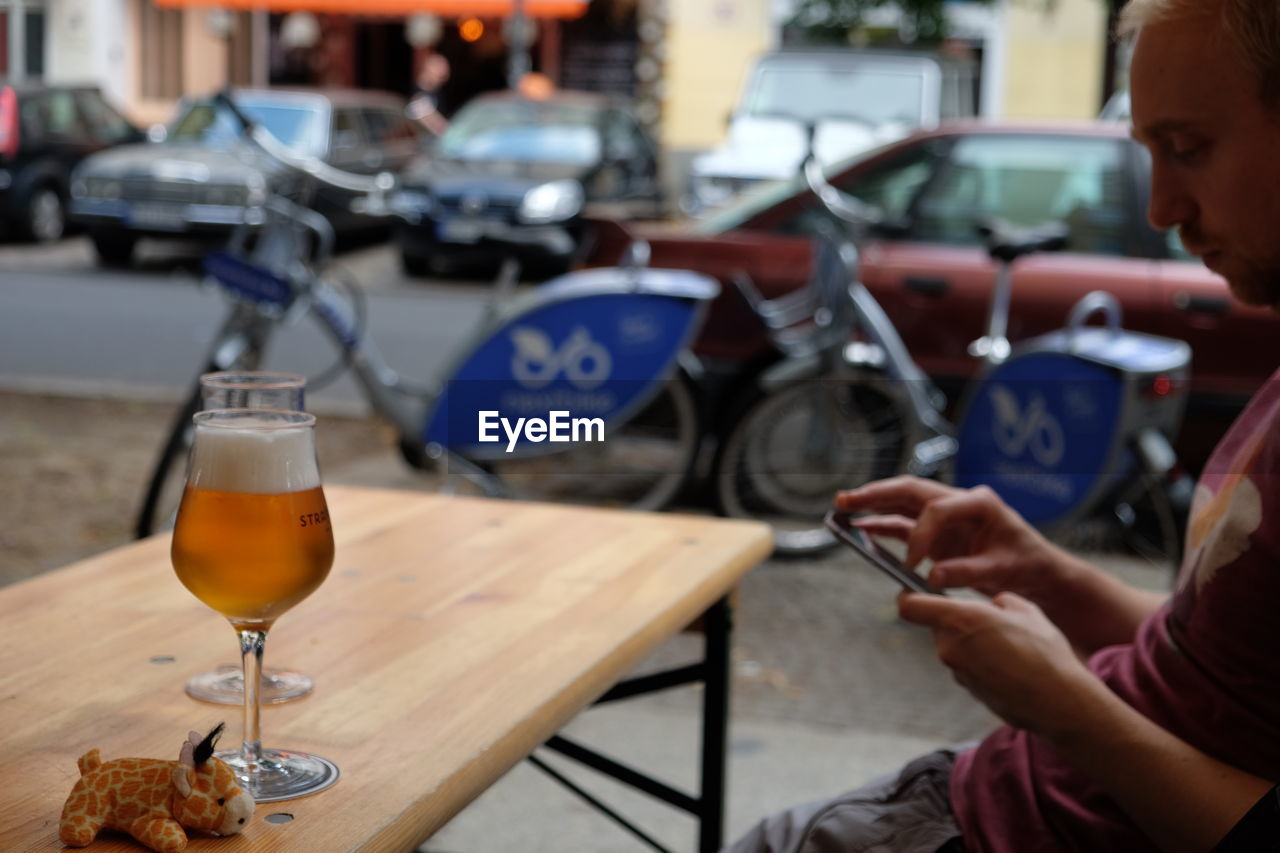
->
{"left": 1183, "top": 431, "right": 1266, "bottom": 593}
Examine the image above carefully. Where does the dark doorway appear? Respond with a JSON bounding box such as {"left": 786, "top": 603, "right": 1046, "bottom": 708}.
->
{"left": 356, "top": 21, "right": 415, "bottom": 94}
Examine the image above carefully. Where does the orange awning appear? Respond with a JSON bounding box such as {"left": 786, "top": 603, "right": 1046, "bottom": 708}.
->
{"left": 153, "top": 0, "right": 588, "bottom": 17}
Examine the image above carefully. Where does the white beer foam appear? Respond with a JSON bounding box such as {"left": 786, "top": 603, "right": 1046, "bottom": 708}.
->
{"left": 190, "top": 416, "right": 320, "bottom": 494}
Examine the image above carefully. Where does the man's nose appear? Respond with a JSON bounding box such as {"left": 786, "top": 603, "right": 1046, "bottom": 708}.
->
{"left": 1146, "top": 164, "right": 1195, "bottom": 230}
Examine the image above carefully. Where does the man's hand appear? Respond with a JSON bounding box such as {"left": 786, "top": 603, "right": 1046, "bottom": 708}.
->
{"left": 836, "top": 476, "right": 1165, "bottom": 652}
{"left": 897, "top": 591, "right": 1100, "bottom": 737}
{"left": 837, "top": 477, "right": 1066, "bottom": 599}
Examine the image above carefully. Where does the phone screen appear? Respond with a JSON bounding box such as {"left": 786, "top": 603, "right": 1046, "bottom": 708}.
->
{"left": 823, "top": 510, "right": 942, "bottom": 595}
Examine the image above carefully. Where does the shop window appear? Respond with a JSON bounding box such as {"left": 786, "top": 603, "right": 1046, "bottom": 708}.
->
{"left": 23, "top": 9, "right": 42, "bottom": 76}
{"left": 138, "top": 0, "right": 183, "bottom": 100}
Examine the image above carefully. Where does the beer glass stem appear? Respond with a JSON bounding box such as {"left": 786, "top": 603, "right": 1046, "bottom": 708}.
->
{"left": 237, "top": 628, "right": 267, "bottom": 771}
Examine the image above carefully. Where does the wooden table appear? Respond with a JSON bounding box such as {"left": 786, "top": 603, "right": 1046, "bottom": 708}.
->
{"left": 0, "top": 485, "right": 772, "bottom": 852}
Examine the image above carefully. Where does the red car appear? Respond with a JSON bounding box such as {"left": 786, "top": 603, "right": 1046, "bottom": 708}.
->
{"left": 590, "top": 121, "right": 1277, "bottom": 471}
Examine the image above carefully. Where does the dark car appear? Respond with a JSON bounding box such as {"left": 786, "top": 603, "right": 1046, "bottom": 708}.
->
{"left": 393, "top": 90, "right": 665, "bottom": 278}
{"left": 0, "top": 82, "right": 141, "bottom": 243}
{"left": 69, "top": 88, "right": 425, "bottom": 266}
{"left": 592, "top": 121, "right": 1278, "bottom": 470}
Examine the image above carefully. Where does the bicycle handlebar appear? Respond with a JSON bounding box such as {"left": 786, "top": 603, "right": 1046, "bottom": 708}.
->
{"left": 803, "top": 155, "right": 884, "bottom": 229}
{"left": 212, "top": 90, "right": 396, "bottom": 197}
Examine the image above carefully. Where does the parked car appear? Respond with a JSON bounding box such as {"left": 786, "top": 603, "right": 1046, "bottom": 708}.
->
{"left": 393, "top": 89, "right": 666, "bottom": 278}
{"left": 686, "top": 48, "right": 978, "bottom": 213}
{"left": 69, "top": 87, "right": 425, "bottom": 266}
{"left": 0, "top": 81, "right": 141, "bottom": 243}
{"left": 589, "top": 121, "right": 1278, "bottom": 471}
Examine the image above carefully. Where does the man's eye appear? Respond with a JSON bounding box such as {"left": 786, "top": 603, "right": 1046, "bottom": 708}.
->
{"left": 1168, "top": 140, "right": 1205, "bottom": 164}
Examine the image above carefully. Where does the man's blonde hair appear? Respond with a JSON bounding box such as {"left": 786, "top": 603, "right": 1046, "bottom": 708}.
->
{"left": 1119, "top": 0, "right": 1280, "bottom": 109}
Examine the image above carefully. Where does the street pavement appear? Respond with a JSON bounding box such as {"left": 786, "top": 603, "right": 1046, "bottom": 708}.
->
{"left": 1, "top": 235, "right": 1172, "bottom": 852}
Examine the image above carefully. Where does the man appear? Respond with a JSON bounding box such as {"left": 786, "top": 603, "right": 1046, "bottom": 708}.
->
{"left": 408, "top": 52, "right": 451, "bottom": 137}
{"left": 726, "top": 1, "right": 1280, "bottom": 850}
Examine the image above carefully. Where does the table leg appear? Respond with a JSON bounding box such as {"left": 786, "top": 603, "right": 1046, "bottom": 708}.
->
{"left": 532, "top": 593, "right": 736, "bottom": 853}
{"left": 699, "top": 595, "right": 732, "bottom": 853}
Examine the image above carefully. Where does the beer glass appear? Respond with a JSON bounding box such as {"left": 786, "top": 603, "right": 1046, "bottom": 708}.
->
{"left": 185, "top": 371, "right": 315, "bottom": 706}
{"left": 171, "top": 409, "right": 339, "bottom": 801}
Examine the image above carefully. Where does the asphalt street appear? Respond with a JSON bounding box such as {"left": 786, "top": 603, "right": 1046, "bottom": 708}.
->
{"left": 1, "top": 234, "right": 1172, "bottom": 852}
{"left": 0, "top": 234, "right": 493, "bottom": 414}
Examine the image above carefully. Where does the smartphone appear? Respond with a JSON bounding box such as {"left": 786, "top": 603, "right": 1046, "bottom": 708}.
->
{"left": 823, "top": 510, "right": 942, "bottom": 595}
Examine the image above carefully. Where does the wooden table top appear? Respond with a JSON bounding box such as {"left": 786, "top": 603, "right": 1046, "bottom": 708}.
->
{"left": 0, "top": 485, "right": 772, "bottom": 852}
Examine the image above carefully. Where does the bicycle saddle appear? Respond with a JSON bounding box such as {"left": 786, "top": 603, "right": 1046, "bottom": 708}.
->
{"left": 977, "top": 218, "right": 1070, "bottom": 263}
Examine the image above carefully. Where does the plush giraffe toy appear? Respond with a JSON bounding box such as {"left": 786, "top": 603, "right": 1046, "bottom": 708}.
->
{"left": 60, "top": 723, "right": 254, "bottom": 852}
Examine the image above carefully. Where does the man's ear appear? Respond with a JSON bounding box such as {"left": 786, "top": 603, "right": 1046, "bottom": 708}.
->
{"left": 171, "top": 763, "right": 194, "bottom": 798}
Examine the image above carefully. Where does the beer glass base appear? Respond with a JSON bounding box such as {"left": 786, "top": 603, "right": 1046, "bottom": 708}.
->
{"left": 186, "top": 665, "right": 315, "bottom": 705}
{"left": 218, "top": 748, "right": 340, "bottom": 802}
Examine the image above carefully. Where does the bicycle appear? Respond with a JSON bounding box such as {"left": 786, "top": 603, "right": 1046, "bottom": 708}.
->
{"left": 135, "top": 92, "right": 717, "bottom": 538}
{"left": 709, "top": 153, "right": 1193, "bottom": 563}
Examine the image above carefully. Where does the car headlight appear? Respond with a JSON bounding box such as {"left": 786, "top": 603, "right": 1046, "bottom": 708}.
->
{"left": 519, "top": 179, "right": 583, "bottom": 224}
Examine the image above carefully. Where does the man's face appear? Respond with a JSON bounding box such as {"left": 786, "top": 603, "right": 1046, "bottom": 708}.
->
{"left": 1130, "top": 16, "right": 1280, "bottom": 309}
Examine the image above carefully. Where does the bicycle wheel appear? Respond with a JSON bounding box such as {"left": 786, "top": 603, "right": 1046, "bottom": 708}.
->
{"left": 1110, "top": 440, "right": 1192, "bottom": 575}
{"left": 483, "top": 373, "right": 699, "bottom": 511}
{"left": 134, "top": 382, "right": 203, "bottom": 539}
{"left": 713, "top": 379, "right": 909, "bottom": 556}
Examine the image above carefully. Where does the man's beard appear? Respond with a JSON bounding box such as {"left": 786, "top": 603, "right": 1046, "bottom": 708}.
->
{"left": 1221, "top": 257, "right": 1280, "bottom": 310}
{"left": 1181, "top": 225, "right": 1280, "bottom": 310}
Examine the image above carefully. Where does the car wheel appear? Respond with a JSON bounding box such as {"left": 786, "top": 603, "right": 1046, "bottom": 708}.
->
{"left": 90, "top": 229, "right": 138, "bottom": 268}
{"left": 400, "top": 250, "right": 432, "bottom": 278}
{"left": 22, "top": 186, "right": 66, "bottom": 243}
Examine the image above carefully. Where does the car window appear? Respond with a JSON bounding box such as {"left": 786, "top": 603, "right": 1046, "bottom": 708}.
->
{"left": 331, "top": 108, "right": 366, "bottom": 152}
{"left": 22, "top": 90, "right": 88, "bottom": 143}
{"left": 76, "top": 90, "right": 134, "bottom": 144}
{"left": 838, "top": 145, "right": 936, "bottom": 220}
{"left": 438, "top": 100, "right": 602, "bottom": 165}
{"left": 168, "top": 98, "right": 326, "bottom": 156}
{"left": 364, "top": 108, "right": 419, "bottom": 144}
{"left": 914, "top": 135, "right": 1129, "bottom": 255}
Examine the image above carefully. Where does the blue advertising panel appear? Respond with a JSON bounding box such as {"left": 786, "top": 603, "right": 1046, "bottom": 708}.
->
{"left": 954, "top": 353, "right": 1125, "bottom": 527}
{"left": 423, "top": 291, "right": 701, "bottom": 458}
{"left": 204, "top": 251, "right": 294, "bottom": 309}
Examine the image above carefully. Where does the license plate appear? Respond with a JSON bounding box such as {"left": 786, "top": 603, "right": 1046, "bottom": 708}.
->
{"left": 437, "top": 217, "right": 486, "bottom": 244}
{"left": 129, "top": 203, "right": 187, "bottom": 231}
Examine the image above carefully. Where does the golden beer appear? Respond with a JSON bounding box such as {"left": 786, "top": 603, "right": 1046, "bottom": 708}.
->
{"left": 172, "top": 485, "right": 334, "bottom": 631}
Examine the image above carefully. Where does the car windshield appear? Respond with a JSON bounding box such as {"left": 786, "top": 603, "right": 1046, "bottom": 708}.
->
{"left": 168, "top": 98, "right": 325, "bottom": 156}
{"left": 745, "top": 63, "right": 927, "bottom": 126}
{"left": 437, "top": 101, "right": 601, "bottom": 165}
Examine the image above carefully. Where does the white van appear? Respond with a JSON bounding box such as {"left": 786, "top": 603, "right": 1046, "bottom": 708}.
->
{"left": 687, "top": 48, "right": 978, "bottom": 212}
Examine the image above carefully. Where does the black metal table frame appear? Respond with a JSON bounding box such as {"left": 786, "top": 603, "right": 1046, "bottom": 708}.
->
{"left": 528, "top": 594, "right": 733, "bottom": 852}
